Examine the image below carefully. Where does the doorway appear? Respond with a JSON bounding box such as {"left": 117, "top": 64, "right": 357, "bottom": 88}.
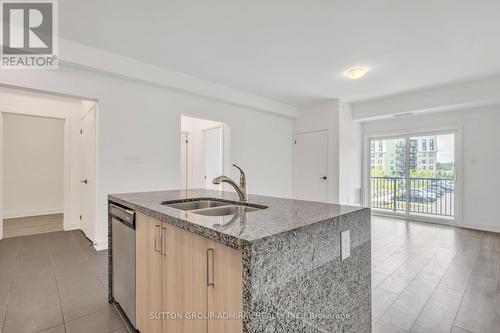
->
{"left": 293, "top": 130, "right": 328, "bottom": 202}
{"left": 180, "top": 115, "right": 229, "bottom": 190}
{"left": 0, "top": 87, "right": 98, "bottom": 242}
{"left": 367, "top": 131, "right": 458, "bottom": 223}
{"left": 2, "top": 113, "right": 65, "bottom": 238}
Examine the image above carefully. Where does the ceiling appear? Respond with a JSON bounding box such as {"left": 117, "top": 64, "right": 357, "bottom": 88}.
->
{"left": 60, "top": 0, "right": 500, "bottom": 107}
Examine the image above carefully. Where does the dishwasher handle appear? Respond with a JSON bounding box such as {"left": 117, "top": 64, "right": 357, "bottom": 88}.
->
{"left": 109, "top": 203, "right": 135, "bottom": 229}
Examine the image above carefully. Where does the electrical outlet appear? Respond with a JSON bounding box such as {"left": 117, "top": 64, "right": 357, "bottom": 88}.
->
{"left": 341, "top": 230, "right": 350, "bottom": 260}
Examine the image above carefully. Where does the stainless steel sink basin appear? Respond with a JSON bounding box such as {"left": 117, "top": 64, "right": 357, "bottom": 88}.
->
{"left": 162, "top": 197, "right": 267, "bottom": 216}
{"left": 193, "top": 205, "right": 262, "bottom": 216}
{"left": 164, "top": 200, "right": 229, "bottom": 211}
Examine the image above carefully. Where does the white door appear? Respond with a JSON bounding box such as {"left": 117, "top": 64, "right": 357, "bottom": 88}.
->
{"left": 203, "top": 127, "right": 222, "bottom": 190}
{"left": 293, "top": 130, "right": 328, "bottom": 202}
{"left": 80, "top": 107, "right": 96, "bottom": 242}
{"left": 180, "top": 132, "right": 189, "bottom": 189}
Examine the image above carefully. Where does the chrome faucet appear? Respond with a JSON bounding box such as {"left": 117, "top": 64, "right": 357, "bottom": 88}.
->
{"left": 212, "top": 164, "right": 247, "bottom": 201}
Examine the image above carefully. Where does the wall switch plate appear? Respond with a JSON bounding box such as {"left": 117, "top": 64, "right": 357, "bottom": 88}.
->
{"left": 124, "top": 153, "right": 140, "bottom": 163}
{"left": 341, "top": 230, "right": 350, "bottom": 260}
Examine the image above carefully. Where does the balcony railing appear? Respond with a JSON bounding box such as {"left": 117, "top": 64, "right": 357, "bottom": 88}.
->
{"left": 371, "top": 177, "right": 455, "bottom": 217}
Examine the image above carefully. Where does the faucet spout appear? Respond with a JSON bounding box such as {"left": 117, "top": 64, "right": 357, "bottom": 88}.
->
{"left": 212, "top": 165, "right": 247, "bottom": 201}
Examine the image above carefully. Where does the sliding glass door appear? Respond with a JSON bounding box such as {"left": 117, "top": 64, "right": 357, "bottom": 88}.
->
{"left": 369, "top": 132, "right": 456, "bottom": 221}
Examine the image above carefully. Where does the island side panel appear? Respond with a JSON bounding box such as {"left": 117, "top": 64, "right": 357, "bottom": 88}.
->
{"left": 245, "top": 208, "right": 371, "bottom": 333}
{"left": 108, "top": 202, "right": 114, "bottom": 303}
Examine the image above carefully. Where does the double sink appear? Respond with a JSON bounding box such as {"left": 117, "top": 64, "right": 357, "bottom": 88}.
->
{"left": 162, "top": 198, "right": 267, "bottom": 216}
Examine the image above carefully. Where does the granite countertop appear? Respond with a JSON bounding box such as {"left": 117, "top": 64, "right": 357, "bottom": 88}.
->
{"left": 108, "top": 189, "right": 367, "bottom": 248}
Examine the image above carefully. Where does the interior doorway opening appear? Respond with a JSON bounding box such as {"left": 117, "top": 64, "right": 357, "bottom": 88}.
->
{"left": 2, "top": 113, "right": 65, "bottom": 238}
{"left": 180, "top": 115, "right": 230, "bottom": 191}
{"left": 0, "top": 86, "right": 97, "bottom": 242}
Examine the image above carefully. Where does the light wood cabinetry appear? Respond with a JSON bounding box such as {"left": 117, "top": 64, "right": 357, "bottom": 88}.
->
{"left": 207, "top": 239, "right": 243, "bottom": 333}
{"left": 136, "top": 213, "right": 243, "bottom": 333}
{"left": 136, "top": 213, "right": 162, "bottom": 333}
{"left": 163, "top": 223, "right": 208, "bottom": 333}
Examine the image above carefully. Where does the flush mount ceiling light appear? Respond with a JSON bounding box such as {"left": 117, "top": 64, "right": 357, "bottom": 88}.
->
{"left": 344, "top": 66, "right": 369, "bottom": 80}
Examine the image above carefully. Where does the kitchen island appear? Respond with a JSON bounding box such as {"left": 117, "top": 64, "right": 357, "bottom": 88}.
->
{"left": 108, "top": 189, "right": 371, "bottom": 333}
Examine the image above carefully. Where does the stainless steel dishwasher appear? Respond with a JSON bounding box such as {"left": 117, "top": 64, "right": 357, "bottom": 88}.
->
{"left": 110, "top": 203, "right": 136, "bottom": 329}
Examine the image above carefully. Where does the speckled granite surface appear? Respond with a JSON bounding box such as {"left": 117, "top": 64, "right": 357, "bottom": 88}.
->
{"left": 108, "top": 189, "right": 371, "bottom": 333}
{"left": 108, "top": 189, "right": 364, "bottom": 248}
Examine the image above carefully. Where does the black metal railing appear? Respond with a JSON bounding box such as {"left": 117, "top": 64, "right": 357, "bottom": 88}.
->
{"left": 371, "top": 177, "right": 455, "bottom": 217}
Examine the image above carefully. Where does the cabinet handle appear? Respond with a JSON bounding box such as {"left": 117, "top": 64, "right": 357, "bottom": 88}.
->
{"left": 207, "top": 248, "right": 215, "bottom": 287}
{"left": 161, "top": 227, "right": 167, "bottom": 256}
{"left": 154, "top": 225, "right": 161, "bottom": 253}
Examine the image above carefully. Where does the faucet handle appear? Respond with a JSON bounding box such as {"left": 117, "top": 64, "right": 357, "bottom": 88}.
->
{"left": 233, "top": 164, "right": 246, "bottom": 187}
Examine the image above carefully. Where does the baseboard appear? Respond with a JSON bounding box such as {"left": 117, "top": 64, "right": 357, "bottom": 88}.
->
{"left": 63, "top": 223, "right": 82, "bottom": 231}
{"left": 373, "top": 212, "right": 500, "bottom": 234}
{"left": 4, "top": 209, "right": 63, "bottom": 219}
{"left": 93, "top": 239, "right": 108, "bottom": 251}
{"left": 459, "top": 223, "right": 500, "bottom": 234}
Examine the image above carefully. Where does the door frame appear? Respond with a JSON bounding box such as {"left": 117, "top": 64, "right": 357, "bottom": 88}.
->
{"left": 363, "top": 125, "right": 463, "bottom": 227}
{"left": 180, "top": 131, "right": 189, "bottom": 189}
{"left": 0, "top": 107, "right": 71, "bottom": 239}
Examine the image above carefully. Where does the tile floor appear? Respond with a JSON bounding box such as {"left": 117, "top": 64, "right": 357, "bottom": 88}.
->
{"left": 0, "top": 217, "right": 499, "bottom": 333}
{"left": 0, "top": 230, "right": 128, "bottom": 333}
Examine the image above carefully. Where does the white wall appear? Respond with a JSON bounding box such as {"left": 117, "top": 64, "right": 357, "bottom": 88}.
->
{"left": 3, "top": 114, "right": 64, "bottom": 218}
{"left": 362, "top": 106, "right": 500, "bottom": 233}
{"left": 294, "top": 100, "right": 362, "bottom": 205}
{"left": 338, "top": 102, "right": 362, "bottom": 205}
{"left": 0, "top": 66, "right": 294, "bottom": 249}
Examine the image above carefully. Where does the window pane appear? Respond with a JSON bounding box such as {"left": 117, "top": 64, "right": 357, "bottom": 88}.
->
{"left": 409, "top": 134, "right": 455, "bottom": 218}
{"left": 370, "top": 138, "right": 406, "bottom": 213}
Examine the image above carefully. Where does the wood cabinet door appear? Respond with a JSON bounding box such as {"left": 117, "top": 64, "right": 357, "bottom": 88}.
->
{"left": 207, "top": 240, "right": 243, "bottom": 333}
{"left": 163, "top": 224, "right": 208, "bottom": 333}
{"left": 136, "top": 213, "right": 163, "bottom": 333}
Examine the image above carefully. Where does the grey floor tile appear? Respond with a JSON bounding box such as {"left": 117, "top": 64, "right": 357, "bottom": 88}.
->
{"left": 51, "top": 258, "right": 88, "bottom": 274}
{"left": 10, "top": 271, "right": 57, "bottom": 297}
{"left": 496, "top": 293, "right": 500, "bottom": 318}
{"left": 38, "top": 324, "right": 66, "bottom": 333}
{"left": 59, "top": 276, "right": 107, "bottom": 322}
{"left": 111, "top": 328, "right": 130, "bottom": 333}
{"left": 3, "top": 305, "right": 63, "bottom": 333}
{"left": 61, "top": 293, "right": 109, "bottom": 322}
{"left": 59, "top": 277, "right": 103, "bottom": 301}
{"left": 54, "top": 266, "right": 97, "bottom": 285}
{"left": 86, "top": 251, "right": 108, "bottom": 267}
{"left": 65, "top": 304, "right": 123, "bottom": 333}
{"left": 6, "top": 291, "right": 60, "bottom": 321}
{"left": 12, "top": 256, "right": 52, "bottom": 277}
{"left": 0, "top": 297, "right": 8, "bottom": 321}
